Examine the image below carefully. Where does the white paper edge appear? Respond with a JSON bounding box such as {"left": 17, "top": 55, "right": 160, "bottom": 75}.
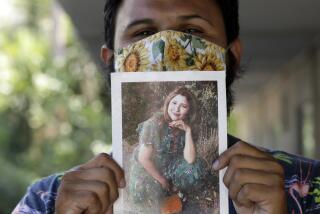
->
{"left": 111, "top": 71, "right": 228, "bottom": 214}
{"left": 111, "top": 73, "right": 124, "bottom": 213}
{"left": 217, "top": 73, "right": 228, "bottom": 214}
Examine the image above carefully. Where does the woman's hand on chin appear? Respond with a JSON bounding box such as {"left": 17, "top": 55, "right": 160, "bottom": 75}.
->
{"left": 169, "top": 120, "right": 190, "bottom": 132}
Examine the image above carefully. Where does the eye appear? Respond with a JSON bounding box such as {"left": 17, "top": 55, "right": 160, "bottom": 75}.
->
{"left": 134, "top": 30, "right": 156, "bottom": 38}
{"left": 183, "top": 28, "right": 204, "bottom": 35}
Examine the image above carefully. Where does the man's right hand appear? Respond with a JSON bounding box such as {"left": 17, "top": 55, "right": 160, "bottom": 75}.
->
{"left": 55, "top": 153, "right": 125, "bottom": 214}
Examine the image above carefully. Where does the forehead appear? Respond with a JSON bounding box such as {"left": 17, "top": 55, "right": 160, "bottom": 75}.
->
{"left": 115, "top": 0, "right": 226, "bottom": 47}
{"left": 171, "top": 94, "right": 188, "bottom": 102}
{"left": 118, "top": 0, "right": 219, "bottom": 16}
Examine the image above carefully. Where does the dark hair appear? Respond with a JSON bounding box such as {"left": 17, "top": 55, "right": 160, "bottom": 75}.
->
{"left": 162, "top": 87, "right": 198, "bottom": 125}
{"left": 103, "top": 0, "right": 240, "bottom": 114}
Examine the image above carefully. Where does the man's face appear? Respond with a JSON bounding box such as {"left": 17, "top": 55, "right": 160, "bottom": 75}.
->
{"left": 114, "top": 0, "right": 227, "bottom": 50}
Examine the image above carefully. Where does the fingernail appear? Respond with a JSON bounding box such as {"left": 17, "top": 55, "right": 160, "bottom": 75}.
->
{"left": 213, "top": 160, "right": 219, "bottom": 170}
{"left": 119, "top": 178, "right": 126, "bottom": 188}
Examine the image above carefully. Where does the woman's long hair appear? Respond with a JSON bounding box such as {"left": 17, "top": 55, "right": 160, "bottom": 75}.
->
{"left": 162, "top": 87, "right": 198, "bottom": 126}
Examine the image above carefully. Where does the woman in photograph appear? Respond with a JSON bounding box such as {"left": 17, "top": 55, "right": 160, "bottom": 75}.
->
{"left": 129, "top": 86, "right": 207, "bottom": 209}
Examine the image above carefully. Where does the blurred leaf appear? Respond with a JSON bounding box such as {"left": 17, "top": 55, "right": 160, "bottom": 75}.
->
{"left": 0, "top": 0, "right": 112, "bottom": 212}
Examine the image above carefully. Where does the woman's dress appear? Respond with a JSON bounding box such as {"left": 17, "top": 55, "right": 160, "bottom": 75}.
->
{"left": 129, "top": 112, "right": 207, "bottom": 211}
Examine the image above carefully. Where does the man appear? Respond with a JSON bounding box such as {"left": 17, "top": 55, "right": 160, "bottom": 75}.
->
{"left": 14, "top": 0, "right": 320, "bottom": 213}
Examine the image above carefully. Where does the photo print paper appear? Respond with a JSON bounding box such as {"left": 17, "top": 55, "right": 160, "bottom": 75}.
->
{"left": 112, "top": 71, "right": 228, "bottom": 214}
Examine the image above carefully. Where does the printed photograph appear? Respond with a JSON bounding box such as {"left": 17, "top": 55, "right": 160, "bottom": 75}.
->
{"left": 112, "top": 72, "right": 228, "bottom": 214}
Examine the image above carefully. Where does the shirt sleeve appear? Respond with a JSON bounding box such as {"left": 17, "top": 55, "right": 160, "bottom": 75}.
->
{"left": 136, "top": 117, "right": 161, "bottom": 146}
{"left": 271, "top": 151, "right": 320, "bottom": 213}
{"left": 12, "top": 174, "right": 63, "bottom": 214}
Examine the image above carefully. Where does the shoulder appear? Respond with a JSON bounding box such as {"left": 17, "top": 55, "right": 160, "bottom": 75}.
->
{"left": 13, "top": 173, "right": 64, "bottom": 214}
{"left": 148, "top": 112, "right": 165, "bottom": 124}
{"left": 227, "top": 134, "right": 241, "bottom": 148}
{"left": 137, "top": 112, "right": 165, "bottom": 131}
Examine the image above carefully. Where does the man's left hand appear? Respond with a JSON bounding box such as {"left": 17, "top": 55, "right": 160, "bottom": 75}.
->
{"left": 213, "top": 141, "right": 287, "bottom": 214}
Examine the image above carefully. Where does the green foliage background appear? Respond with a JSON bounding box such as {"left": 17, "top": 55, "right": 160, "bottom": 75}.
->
{"left": 0, "top": 0, "right": 111, "bottom": 212}
{"left": 0, "top": 0, "right": 238, "bottom": 212}
{"left": 122, "top": 81, "right": 218, "bottom": 139}
{"left": 122, "top": 81, "right": 219, "bottom": 167}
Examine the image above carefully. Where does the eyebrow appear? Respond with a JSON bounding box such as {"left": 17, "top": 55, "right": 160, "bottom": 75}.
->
{"left": 126, "top": 19, "right": 155, "bottom": 29}
{"left": 178, "top": 14, "right": 213, "bottom": 26}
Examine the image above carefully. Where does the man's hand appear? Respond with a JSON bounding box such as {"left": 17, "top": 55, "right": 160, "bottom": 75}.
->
{"left": 213, "top": 141, "right": 287, "bottom": 214}
{"left": 55, "top": 153, "right": 125, "bottom": 214}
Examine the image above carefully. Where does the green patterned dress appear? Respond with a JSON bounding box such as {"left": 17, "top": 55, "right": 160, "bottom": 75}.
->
{"left": 129, "top": 112, "right": 207, "bottom": 210}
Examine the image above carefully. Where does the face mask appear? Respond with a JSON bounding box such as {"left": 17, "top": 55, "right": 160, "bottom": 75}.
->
{"left": 114, "top": 30, "right": 227, "bottom": 72}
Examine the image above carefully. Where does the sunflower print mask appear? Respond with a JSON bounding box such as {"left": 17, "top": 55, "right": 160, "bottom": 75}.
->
{"left": 114, "top": 30, "right": 226, "bottom": 72}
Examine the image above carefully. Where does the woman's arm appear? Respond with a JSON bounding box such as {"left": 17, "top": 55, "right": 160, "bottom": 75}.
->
{"left": 169, "top": 121, "right": 196, "bottom": 164}
{"left": 138, "top": 144, "right": 169, "bottom": 189}
{"left": 183, "top": 127, "right": 196, "bottom": 164}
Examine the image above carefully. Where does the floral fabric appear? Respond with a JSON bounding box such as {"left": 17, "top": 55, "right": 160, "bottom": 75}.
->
{"left": 13, "top": 136, "right": 320, "bottom": 213}
{"left": 12, "top": 173, "right": 63, "bottom": 214}
{"left": 114, "top": 30, "right": 226, "bottom": 73}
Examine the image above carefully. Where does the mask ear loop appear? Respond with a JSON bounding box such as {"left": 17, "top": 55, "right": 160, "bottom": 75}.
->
{"left": 220, "top": 43, "right": 232, "bottom": 69}
{"left": 225, "top": 43, "right": 233, "bottom": 52}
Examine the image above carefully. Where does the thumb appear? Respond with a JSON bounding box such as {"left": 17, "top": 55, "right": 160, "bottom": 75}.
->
{"left": 232, "top": 201, "right": 253, "bottom": 214}
{"left": 79, "top": 153, "right": 125, "bottom": 188}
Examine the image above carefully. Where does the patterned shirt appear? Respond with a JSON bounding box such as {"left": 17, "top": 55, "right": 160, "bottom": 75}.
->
{"left": 13, "top": 136, "right": 320, "bottom": 214}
